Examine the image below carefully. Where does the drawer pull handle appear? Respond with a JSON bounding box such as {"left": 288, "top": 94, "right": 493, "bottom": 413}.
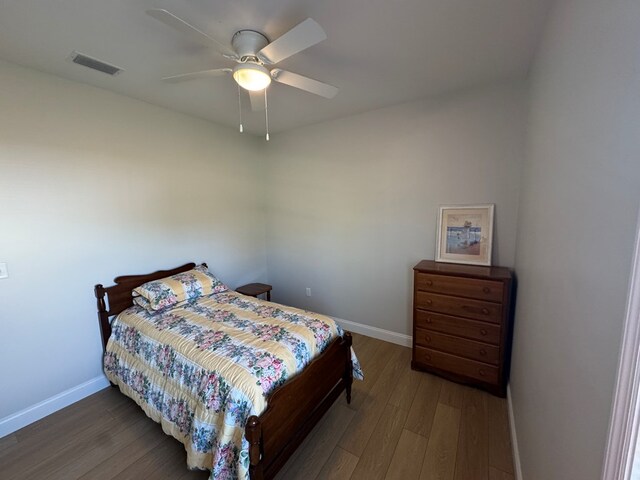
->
{"left": 479, "top": 368, "right": 486, "bottom": 377}
{"left": 426, "top": 317, "right": 433, "bottom": 324}
{"left": 425, "top": 354, "right": 431, "bottom": 361}
{"left": 426, "top": 299, "right": 432, "bottom": 305}
{"left": 481, "top": 308, "right": 489, "bottom": 315}
{"left": 425, "top": 335, "right": 431, "bottom": 342}
{"left": 483, "top": 286, "right": 491, "bottom": 294}
{"left": 426, "top": 280, "right": 433, "bottom": 286}
{"left": 479, "top": 348, "right": 487, "bottom": 356}
{"left": 480, "top": 329, "right": 488, "bottom": 336}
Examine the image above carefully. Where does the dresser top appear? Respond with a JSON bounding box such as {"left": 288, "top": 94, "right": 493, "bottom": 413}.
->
{"left": 413, "top": 260, "right": 512, "bottom": 280}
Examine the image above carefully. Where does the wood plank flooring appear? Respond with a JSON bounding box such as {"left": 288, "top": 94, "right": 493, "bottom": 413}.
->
{"left": 0, "top": 333, "right": 515, "bottom": 479}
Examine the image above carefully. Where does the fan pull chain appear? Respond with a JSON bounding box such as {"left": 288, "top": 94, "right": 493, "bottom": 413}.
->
{"left": 237, "top": 84, "right": 244, "bottom": 133}
{"left": 264, "top": 89, "right": 270, "bottom": 141}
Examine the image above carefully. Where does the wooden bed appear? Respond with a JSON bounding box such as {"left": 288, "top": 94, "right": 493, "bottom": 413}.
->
{"left": 94, "top": 262, "right": 353, "bottom": 480}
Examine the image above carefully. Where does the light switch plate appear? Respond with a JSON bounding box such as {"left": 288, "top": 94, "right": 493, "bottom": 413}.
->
{"left": 0, "top": 263, "right": 8, "bottom": 279}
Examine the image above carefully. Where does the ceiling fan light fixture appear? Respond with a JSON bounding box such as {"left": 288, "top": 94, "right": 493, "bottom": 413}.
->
{"left": 233, "top": 63, "right": 271, "bottom": 91}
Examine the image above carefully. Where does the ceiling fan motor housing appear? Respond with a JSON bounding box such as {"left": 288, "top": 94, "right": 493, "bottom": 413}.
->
{"left": 232, "top": 30, "right": 269, "bottom": 62}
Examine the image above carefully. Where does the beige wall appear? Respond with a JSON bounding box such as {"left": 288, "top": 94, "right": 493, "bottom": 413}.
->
{"left": 264, "top": 83, "right": 527, "bottom": 335}
{"left": 0, "top": 60, "right": 266, "bottom": 419}
{"left": 510, "top": 0, "right": 640, "bottom": 478}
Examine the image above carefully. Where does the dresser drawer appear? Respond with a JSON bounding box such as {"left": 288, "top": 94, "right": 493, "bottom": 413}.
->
{"left": 415, "top": 328, "right": 500, "bottom": 365}
{"left": 415, "top": 272, "right": 503, "bottom": 302}
{"left": 415, "top": 291, "right": 502, "bottom": 323}
{"left": 414, "top": 346, "right": 499, "bottom": 384}
{"left": 415, "top": 309, "right": 501, "bottom": 344}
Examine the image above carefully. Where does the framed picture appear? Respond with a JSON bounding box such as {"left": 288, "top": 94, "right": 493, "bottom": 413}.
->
{"left": 435, "top": 204, "right": 495, "bottom": 266}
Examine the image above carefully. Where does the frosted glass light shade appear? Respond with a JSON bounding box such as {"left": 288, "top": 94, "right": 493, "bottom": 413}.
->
{"left": 233, "top": 64, "right": 271, "bottom": 91}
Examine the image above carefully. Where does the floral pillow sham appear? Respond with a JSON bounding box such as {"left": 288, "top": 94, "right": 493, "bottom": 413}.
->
{"left": 133, "top": 264, "right": 227, "bottom": 312}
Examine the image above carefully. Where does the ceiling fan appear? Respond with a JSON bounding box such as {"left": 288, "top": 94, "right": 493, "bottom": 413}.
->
{"left": 147, "top": 9, "right": 338, "bottom": 114}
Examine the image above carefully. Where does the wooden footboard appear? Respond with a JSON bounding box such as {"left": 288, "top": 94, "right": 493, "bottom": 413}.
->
{"left": 246, "top": 332, "right": 353, "bottom": 480}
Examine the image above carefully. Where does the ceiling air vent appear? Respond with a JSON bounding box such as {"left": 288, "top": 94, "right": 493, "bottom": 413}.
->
{"left": 69, "top": 51, "right": 123, "bottom": 76}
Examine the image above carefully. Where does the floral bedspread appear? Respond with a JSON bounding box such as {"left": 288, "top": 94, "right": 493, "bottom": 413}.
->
{"left": 104, "top": 290, "right": 362, "bottom": 480}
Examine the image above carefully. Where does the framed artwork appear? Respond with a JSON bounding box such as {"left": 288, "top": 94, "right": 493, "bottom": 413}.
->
{"left": 435, "top": 204, "right": 495, "bottom": 266}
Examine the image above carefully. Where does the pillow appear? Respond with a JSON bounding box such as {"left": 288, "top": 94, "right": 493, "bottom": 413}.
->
{"left": 132, "top": 295, "right": 154, "bottom": 312}
{"left": 133, "top": 264, "right": 227, "bottom": 312}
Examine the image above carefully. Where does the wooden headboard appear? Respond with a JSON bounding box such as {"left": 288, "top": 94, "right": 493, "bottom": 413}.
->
{"left": 94, "top": 262, "right": 206, "bottom": 350}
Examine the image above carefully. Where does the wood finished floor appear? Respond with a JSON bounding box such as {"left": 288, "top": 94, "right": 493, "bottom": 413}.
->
{"left": 0, "top": 334, "right": 515, "bottom": 480}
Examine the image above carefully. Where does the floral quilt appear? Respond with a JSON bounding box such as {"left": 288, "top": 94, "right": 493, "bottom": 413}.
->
{"left": 104, "top": 290, "right": 362, "bottom": 480}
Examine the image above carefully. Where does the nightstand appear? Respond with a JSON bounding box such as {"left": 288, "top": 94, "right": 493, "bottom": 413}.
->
{"left": 236, "top": 283, "right": 272, "bottom": 301}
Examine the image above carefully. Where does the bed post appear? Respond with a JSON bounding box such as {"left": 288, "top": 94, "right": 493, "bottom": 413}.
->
{"left": 246, "top": 415, "right": 264, "bottom": 480}
{"left": 94, "top": 284, "right": 111, "bottom": 351}
{"left": 343, "top": 332, "right": 353, "bottom": 404}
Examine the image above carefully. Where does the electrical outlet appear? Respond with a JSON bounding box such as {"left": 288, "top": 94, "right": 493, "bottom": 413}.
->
{"left": 305, "top": 287, "right": 311, "bottom": 297}
{"left": 0, "top": 263, "right": 8, "bottom": 279}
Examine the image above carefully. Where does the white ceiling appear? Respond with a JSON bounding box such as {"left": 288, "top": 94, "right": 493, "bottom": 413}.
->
{"left": 0, "top": 0, "right": 553, "bottom": 134}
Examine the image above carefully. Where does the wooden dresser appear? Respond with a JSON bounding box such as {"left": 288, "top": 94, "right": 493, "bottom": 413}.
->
{"left": 412, "top": 260, "right": 515, "bottom": 397}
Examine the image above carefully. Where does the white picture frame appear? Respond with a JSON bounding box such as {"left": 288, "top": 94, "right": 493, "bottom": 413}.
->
{"left": 435, "top": 204, "right": 495, "bottom": 266}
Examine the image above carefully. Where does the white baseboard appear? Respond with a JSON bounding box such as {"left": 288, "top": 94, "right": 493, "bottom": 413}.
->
{"left": 507, "top": 384, "right": 523, "bottom": 480}
{"left": 332, "top": 316, "right": 412, "bottom": 347}
{"left": 0, "top": 375, "right": 110, "bottom": 438}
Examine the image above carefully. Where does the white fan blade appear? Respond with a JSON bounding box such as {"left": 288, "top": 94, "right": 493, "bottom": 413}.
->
{"left": 258, "top": 18, "right": 326, "bottom": 65}
{"left": 147, "top": 9, "right": 237, "bottom": 58}
{"left": 162, "top": 68, "right": 231, "bottom": 83}
{"left": 271, "top": 69, "right": 338, "bottom": 99}
{"left": 248, "top": 90, "right": 265, "bottom": 112}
